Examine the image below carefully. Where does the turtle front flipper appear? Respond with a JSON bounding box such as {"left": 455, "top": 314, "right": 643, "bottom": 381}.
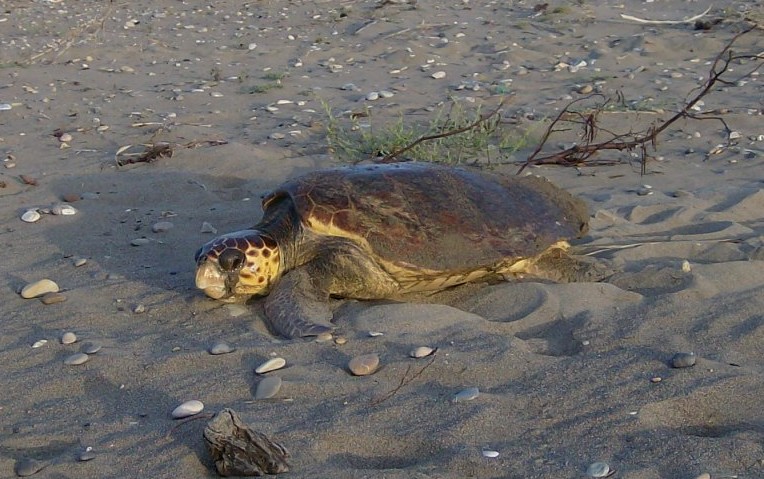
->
{"left": 263, "top": 268, "right": 334, "bottom": 339}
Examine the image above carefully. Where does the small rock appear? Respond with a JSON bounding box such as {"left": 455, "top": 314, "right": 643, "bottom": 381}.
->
{"left": 315, "top": 331, "right": 333, "bottom": 342}
{"left": 348, "top": 354, "right": 379, "bottom": 376}
{"left": 340, "top": 83, "right": 359, "bottom": 91}
{"left": 379, "top": 90, "right": 395, "bottom": 98}
{"left": 172, "top": 400, "right": 204, "bottom": 419}
{"left": 368, "top": 331, "right": 384, "bottom": 337}
{"left": 59, "top": 133, "right": 73, "bottom": 143}
{"left": 62, "top": 193, "right": 80, "bottom": 203}
{"left": 681, "top": 260, "right": 692, "bottom": 273}
{"left": 209, "top": 342, "right": 235, "bottom": 355}
{"left": 61, "top": 332, "right": 77, "bottom": 344}
{"left": 73, "top": 257, "right": 88, "bottom": 267}
{"left": 15, "top": 458, "right": 48, "bottom": 477}
{"left": 152, "top": 221, "right": 174, "bottom": 233}
{"left": 577, "top": 84, "right": 594, "bottom": 94}
{"left": 41, "top": 292, "right": 67, "bottom": 305}
{"left": 21, "top": 210, "right": 41, "bottom": 223}
{"left": 133, "top": 304, "right": 146, "bottom": 314}
{"left": 453, "top": 387, "right": 480, "bottom": 402}
{"left": 334, "top": 336, "right": 347, "bottom": 345}
{"left": 255, "top": 357, "right": 286, "bottom": 374}
{"left": 694, "top": 474, "right": 711, "bottom": 479}
{"left": 81, "top": 342, "right": 102, "bottom": 354}
{"left": 269, "top": 132, "right": 286, "bottom": 140}
{"left": 201, "top": 222, "right": 217, "bottom": 234}
{"left": 21, "top": 279, "right": 59, "bottom": 299}
{"left": 410, "top": 346, "right": 435, "bottom": 358}
{"left": 670, "top": 352, "right": 696, "bottom": 368}
{"left": 78, "top": 449, "right": 96, "bottom": 462}
{"left": 31, "top": 340, "right": 48, "bottom": 349}
{"left": 431, "top": 71, "right": 446, "bottom": 79}
{"left": 255, "top": 376, "right": 282, "bottom": 399}
{"left": 482, "top": 450, "right": 499, "bottom": 458}
{"left": 131, "top": 238, "right": 150, "bottom": 246}
{"left": 586, "top": 461, "right": 611, "bottom": 478}
{"left": 64, "top": 353, "right": 90, "bottom": 365}
{"left": 365, "top": 91, "right": 380, "bottom": 101}
{"left": 728, "top": 131, "right": 741, "bottom": 140}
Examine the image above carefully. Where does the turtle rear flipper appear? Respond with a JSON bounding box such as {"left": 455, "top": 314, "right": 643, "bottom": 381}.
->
{"left": 513, "top": 246, "right": 615, "bottom": 283}
{"left": 264, "top": 268, "right": 334, "bottom": 338}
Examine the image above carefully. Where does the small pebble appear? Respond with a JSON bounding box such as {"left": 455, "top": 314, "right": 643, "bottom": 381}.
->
{"left": 681, "top": 260, "right": 692, "bottom": 273}
{"left": 209, "top": 341, "right": 235, "bottom": 355}
{"left": 81, "top": 342, "right": 102, "bottom": 354}
{"left": 334, "top": 336, "right": 347, "bottom": 345}
{"left": 365, "top": 91, "right": 380, "bottom": 101}
{"left": 61, "top": 332, "right": 77, "bottom": 344}
{"left": 431, "top": 71, "right": 446, "bottom": 79}
{"left": 152, "top": 221, "right": 174, "bottom": 233}
{"left": 78, "top": 450, "right": 96, "bottom": 462}
{"left": 201, "top": 222, "right": 217, "bottom": 234}
{"left": 133, "top": 304, "right": 146, "bottom": 314}
{"left": 694, "top": 474, "right": 711, "bottom": 479}
{"left": 255, "top": 357, "right": 286, "bottom": 374}
{"left": 348, "top": 354, "right": 380, "bottom": 376}
{"left": 172, "top": 400, "right": 204, "bottom": 419}
{"left": 315, "top": 331, "right": 333, "bottom": 342}
{"left": 41, "top": 292, "right": 67, "bottom": 305}
{"left": 728, "top": 131, "right": 741, "bottom": 140}
{"left": 453, "top": 387, "right": 480, "bottom": 402}
{"left": 131, "top": 238, "right": 150, "bottom": 246}
{"left": 255, "top": 376, "right": 282, "bottom": 399}
{"left": 670, "top": 352, "right": 696, "bottom": 368}
{"left": 650, "top": 376, "right": 662, "bottom": 383}
{"left": 586, "top": 461, "right": 611, "bottom": 477}
{"left": 482, "top": 450, "right": 499, "bottom": 458}
{"left": 0, "top": 103, "right": 12, "bottom": 111}
{"left": 21, "top": 210, "right": 41, "bottom": 223}
{"left": 73, "top": 257, "right": 88, "bottom": 267}
{"left": 21, "top": 279, "right": 59, "bottom": 298}
{"left": 577, "top": 84, "right": 593, "bottom": 94}
{"left": 410, "top": 346, "right": 435, "bottom": 358}
{"left": 64, "top": 353, "right": 90, "bottom": 365}
{"left": 31, "top": 340, "right": 47, "bottom": 349}
{"left": 379, "top": 90, "right": 395, "bottom": 98}
{"left": 59, "top": 133, "right": 73, "bottom": 143}
{"left": 368, "top": 331, "right": 384, "bottom": 337}
{"left": 15, "top": 458, "right": 48, "bottom": 477}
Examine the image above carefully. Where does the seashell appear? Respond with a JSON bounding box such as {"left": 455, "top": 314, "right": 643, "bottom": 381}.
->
{"left": 21, "top": 279, "right": 59, "bottom": 298}
{"left": 209, "top": 341, "right": 235, "bottom": 355}
{"left": 32, "top": 339, "right": 48, "bottom": 348}
{"left": 255, "top": 357, "right": 286, "bottom": 374}
{"left": 61, "top": 332, "right": 77, "bottom": 344}
{"left": 482, "top": 450, "right": 499, "bottom": 458}
{"left": 586, "top": 461, "right": 611, "bottom": 477}
{"left": 51, "top": 203, "right": 77, "bottom": 216}
{"left": 453, "top": 387, "right": 479, "bottom": 402}
{"left": 64, "top": 353, "right": 90, "bottom": 365}
{"left": 670, "top": 352, "right": 696, "bottom": 368}
{"left": 21, "top": 209, "right": 41, "bottom": 223}
{"left": 172, "top": 400, "right": 204, "bottom": 419}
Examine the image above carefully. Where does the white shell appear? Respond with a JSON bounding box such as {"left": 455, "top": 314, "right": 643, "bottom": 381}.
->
{"left": 172, "top": 400, "right": 204, "bottom": 419}
{"left": 348, "top": 354, "right": 380, "bottom": 376}
{"left": 64, "top": 353, "right": 90, "bottom": 365}
{"left": 482, "top": 450, "right": 499, "bottom": 458}
{"left": 21, "top": 209, "right": 41, "bottom": 223}
{"left": 32, "top": 339, "right": 48, "bottom": 348}
{"left": 586, "top": 461, "right": 611, "bottom": 478}
{"left": 681, "top": 260, "right": 691, "bottom": 273}
{"left": 51, "top": 203, "right": 77, "bottom": 216}
{"left": 453, "top": 387, "right": 480, "bottom": 402}
{"left": 61, "top": 332, "right": 77, "bottom": 344}
{"left": 21, "top": 279, "right": 59, "bottom": 298}
{"left": 254, "top": 376, "right": 282, "bottom": 399}
{"left": 255, "top": 357, "right": 286, "bottom": 374}
{"left": 368, "top": 331, "right": 384, "bottom": 337}
{"left": 431, "top": 71, "right": 446, "bottom": 79}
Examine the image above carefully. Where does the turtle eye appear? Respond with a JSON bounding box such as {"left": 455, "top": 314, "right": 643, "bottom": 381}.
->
{"left": 218, "top": 249, "right": 246, "bottom": 272}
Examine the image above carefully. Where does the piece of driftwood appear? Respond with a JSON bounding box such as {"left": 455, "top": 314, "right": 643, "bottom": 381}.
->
{"left": 203, "top": 408, "right": 290, "bottom": 476}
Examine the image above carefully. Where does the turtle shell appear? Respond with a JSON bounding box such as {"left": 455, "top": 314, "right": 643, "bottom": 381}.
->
{"left": 262, "top": 162, "right": 589, "bottom": 272}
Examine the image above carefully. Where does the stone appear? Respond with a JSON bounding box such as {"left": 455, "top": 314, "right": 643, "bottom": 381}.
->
{"left": 348, "top": 354, "right": 379, "bottom": 376}
{"left": 431, "top": 71, "right": 446, "bottom": 79}
{"left": 453, "top": 387, "right": 479, "bottom": 402}
{"left": 131, "top": 238, "right": 150, "bottom": 246}
{"left": 152, "top": 221, "right": 174, "bottom": 233}
{"left": 73, "top": 257, "right": 88, "bottom": 267}
{"left": 50, "top": 203, "right": 77, "bottom": 215}
{"left": 14, "top": 458, "right": 48, "bottom": 477}
{"left": 410, "top": 346, "right": 435, "bottom": 358}
{"left": 172, "top": 400, "right": 204, "bottom": 419}
{"left": 586, "top": 461, "right": 611, "bottom": 477}
{"left": 482, "top": 450, "right": 499, "bottom": 458}
{"left": 255, "top": 357, "right": 286, "bottom": 374}
{"left": 21, "top": 279, "right": 59, "bottom": 298}
{"left": 61, "top": 332, "right": 77, "bottom": 344}
{"left": 82, "top": 342, "right": 102, "bottom": 354}
{"left": 21, "top": 210, "right": 41, "bottom": 223}
{"left": 670, "top": 352, "right": 696, "bottom": 368}
{"left": 41, "top": 292, "right": 67, "bottom": 305}
{"left": 209, "top": 342, "right": 235, "bottom": 355}
{"left": 64, "top": 353, "right": 90, "bottom": 365}
{"left": 255, "top": 376, "right": 282, "bottom": 399}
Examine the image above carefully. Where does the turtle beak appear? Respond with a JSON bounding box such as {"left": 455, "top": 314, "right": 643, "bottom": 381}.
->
{"left": 195, "top": 261, "right": 231, "bottom": 299}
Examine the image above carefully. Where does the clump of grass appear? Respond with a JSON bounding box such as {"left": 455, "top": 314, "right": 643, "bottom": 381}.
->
{"left": 243, "top": 72, "right": 287, "bottom": 94}
{"left": 322, "top": 99, "right": 541, "bottom": 165}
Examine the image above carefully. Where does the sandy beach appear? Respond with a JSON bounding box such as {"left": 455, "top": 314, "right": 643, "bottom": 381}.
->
{"left": 1, "top": 1, "right": 763, "bottom": 478}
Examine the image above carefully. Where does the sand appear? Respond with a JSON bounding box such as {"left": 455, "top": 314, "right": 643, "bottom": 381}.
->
{"left": 1, "top": 1, "right": 763, "bottom": 478}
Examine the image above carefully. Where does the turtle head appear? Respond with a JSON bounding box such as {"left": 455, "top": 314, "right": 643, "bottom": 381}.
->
{"left": 195, "top": 229, "right": 282, "bottom": 301}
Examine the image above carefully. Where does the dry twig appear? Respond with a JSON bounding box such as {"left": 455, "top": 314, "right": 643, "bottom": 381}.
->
{"left": 620, "top": 5, "right": 713, "bottom": 25}
{"left": 370, "top": 352, "right": 437, "bottom": 406}
{"left": 517, "top": 25, "right": 762, "bottom": 174}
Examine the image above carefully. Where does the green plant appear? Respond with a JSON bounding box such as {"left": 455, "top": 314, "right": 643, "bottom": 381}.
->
{"left": 321, "top": 98, "right": 542, "bottom": 165}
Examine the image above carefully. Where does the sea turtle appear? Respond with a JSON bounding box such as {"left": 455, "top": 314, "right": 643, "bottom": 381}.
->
{"left": 195, "top": 162, "right": 603, "bottom": 338}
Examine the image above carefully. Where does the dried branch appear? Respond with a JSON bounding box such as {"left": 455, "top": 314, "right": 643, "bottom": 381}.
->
{"left": 115, "top": 139, "right": 228, "bottom": 166}
{"left": 517, "top": 25, "right": 761, "bottom": 174}
{"left": 378, "top": 100, "right": 506, "bottom": 163}
{"left": 620, "top": 5, "right": 713, "bottom": 25}
{"left": 370, "top": 353, "right": 437, "bottom": 406}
